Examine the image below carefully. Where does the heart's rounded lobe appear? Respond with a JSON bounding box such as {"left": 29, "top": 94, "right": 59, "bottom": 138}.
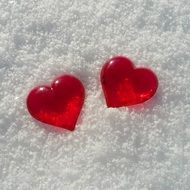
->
{"left": 27, "top": 75, "right": 85, "bottom": 131}
{"left": 101, "top": 56, "right": 158, "bottom": 107}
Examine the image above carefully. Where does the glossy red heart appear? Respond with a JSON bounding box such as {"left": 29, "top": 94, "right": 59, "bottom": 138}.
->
{"left": 101, "top": 56, "right": 158, "bottom": 107}
{"left": 27, "top": 75, "right": 85, "bottom": 131}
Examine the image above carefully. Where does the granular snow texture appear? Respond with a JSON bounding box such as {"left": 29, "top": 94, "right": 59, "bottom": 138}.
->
{"left": 0, "top": 0, "right": 190, "bottom": 189}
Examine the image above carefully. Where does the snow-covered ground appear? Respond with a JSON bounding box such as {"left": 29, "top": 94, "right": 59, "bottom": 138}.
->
{"left": 0, "top": 0, "right": 190, "bottom": 189}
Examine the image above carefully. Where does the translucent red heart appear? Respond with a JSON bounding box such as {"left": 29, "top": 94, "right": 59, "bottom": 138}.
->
{"left": 27, "top": 75, "right": 85, "bottom": 131}
{"left": 101, "top": 56, "right": 158, "bottom": 107}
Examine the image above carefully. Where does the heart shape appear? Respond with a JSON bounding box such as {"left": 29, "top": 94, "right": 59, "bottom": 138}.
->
{"left": 101, "top": 56, "right": 158, "bottom": 107}
{"left": 27, "top": 75, "right": 85, "bottom": 131}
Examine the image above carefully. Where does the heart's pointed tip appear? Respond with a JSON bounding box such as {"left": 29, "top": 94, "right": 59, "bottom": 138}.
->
{"left": 58, "top": 123, "right": 76, "bottom": 131}
{"left": 51, "top": 124, "right": 76, "bottom": 132}
{"left": 67, "top": 126, "right": 76, "bottom": 132}
{"left": 106, "top": 104, "right": 112, "bottom": 108}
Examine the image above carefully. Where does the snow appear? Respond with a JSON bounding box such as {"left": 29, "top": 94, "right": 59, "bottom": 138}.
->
{"left": 0, "top": 0, "right": 190, "bottom": 189}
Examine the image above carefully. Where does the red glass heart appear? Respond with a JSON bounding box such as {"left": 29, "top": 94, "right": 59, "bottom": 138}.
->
{"left": 27, "top": 75, "right": 85, "bottom": 131}
{"left": 101, "top": 56, "right": 158, "bottom": 107}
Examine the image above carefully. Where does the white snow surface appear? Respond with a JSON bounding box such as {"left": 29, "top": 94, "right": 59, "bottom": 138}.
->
{"left": 0, "top": 0, "right": 190, "bottom": 189}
